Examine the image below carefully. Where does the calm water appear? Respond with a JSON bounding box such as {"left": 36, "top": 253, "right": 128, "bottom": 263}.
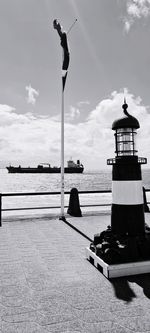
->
{"left": 1, "top": 169, "right": 112, "bottom": 193}
{"left": 1, "top": 168, "right": 150, "bottom": 217}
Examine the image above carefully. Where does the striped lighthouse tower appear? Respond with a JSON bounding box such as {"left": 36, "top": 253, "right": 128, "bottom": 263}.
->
{"left": 107, "top": 100, "right": 147, "bottom": 236}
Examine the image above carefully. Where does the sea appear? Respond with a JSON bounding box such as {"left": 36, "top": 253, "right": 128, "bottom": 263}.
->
{"left": 1, "top": 168, "right": 150, "bottom": 218}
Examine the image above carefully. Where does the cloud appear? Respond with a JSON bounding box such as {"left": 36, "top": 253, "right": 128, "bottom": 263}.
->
{"left": 77, "top": 100, "right": 90, "bottom": 107}
{"left": 51, "top": 106, "right": 81, "bottom": 123}
{"left": 0, "top": 105, "right": 16, "bottom": 113}
{"left": 25, "top": 84, "right": 39, "bottom": 105}
{"left": 0, "top": 90, "right": 149, "bottom": 169}
{"left": 65, "top": 106, "right": 80, "bottom": 121}
{"left": 124, "top": 19, "right": 133, "bottom": 33}
{"left": 124, "top": 0, "right": 150, "bottom": 32}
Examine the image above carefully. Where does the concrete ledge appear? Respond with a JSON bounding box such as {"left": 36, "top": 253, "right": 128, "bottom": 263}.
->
{"left": 86, "top": 247, "right": 150, "bottom": 279}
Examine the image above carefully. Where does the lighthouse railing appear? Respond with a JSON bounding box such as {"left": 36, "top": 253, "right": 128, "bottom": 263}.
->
{"left": 107, "top": 157, "right": 147, "bottom": 165}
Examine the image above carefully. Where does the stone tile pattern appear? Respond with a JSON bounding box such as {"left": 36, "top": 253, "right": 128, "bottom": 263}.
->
{"left": 0, "top": 214, "right": 150, "bottom": 332}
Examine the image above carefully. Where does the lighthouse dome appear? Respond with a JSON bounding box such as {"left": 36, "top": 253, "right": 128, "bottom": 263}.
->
{"left": 112, "top": 100, "right": 140, "bottom": 130}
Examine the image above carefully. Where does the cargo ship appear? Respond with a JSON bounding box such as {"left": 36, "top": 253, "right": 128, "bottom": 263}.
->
{"left": 6, "top": 159, "right": 84, "bottom": 174}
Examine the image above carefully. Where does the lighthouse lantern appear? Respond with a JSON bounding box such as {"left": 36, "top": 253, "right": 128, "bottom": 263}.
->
{"left": 112, "top": 100, "right": 140, "bottom": 158}
{"left": 115, "top": 127, "right": 137, "bottom": 156}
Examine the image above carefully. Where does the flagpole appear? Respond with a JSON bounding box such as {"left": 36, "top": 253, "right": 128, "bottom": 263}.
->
{"left": 60, "top": 20, "right": 77, "bottom": 217}
{"left": 53, "top": 19, "right": 76, "bottom": 220}
{"left": 60, "top": 71, "right": 65, "bottom": 219}
{"left": 53, "top": 19, "right": 70, "bottom": 221}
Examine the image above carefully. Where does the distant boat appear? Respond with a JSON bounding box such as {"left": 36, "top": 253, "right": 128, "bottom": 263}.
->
{"left": 6, "top": 159, "right": 84, "bottom": 174}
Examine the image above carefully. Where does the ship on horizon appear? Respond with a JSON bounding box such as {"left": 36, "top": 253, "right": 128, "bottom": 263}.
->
{"left": 6, "top": 159, "right": 84, "bottom": 174}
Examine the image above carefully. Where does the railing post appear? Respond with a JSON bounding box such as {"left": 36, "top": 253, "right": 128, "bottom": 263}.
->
{"left": 0, "top": 194, "right": 2, "bottom": 227}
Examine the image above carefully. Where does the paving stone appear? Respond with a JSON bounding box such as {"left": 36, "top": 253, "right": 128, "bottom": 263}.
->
{"left": 116, "top": 314, "right": 150, "bottom": 331}
{"left": 0, "top": 285, "right": 29, "bottom": 298}
{"left": 2, "top": 310, "right": 45, "bottom": 324}
{"left": 1, "top": 321, "right": 50, "bottom": 333}
{"left": 82, "top": 321, "right": 134, "bottom": 333}
{"left": 39, "top": 319, "right": 83, "bottom": 333}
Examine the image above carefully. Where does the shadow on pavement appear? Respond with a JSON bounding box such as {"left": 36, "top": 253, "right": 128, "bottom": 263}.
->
{"left": 110, "top": 277, "right": 137, "bottom": 302}
{"left": 128, "top": 273, "right": 150, "bottom": 299}
{"left": 110, "top": 273, "right": 150, "bottom": 302}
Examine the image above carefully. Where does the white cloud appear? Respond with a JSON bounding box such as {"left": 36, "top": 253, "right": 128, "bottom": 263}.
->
{"left": 51, "top": 106, "right": 81, "bottom": 123}
{"left": 0, "top": 90, "right": 149, "bottom": 170}
{"left": 124, "top": 19, "right": 132, "bottom": 33}
{"left": 65, "top": 106, "right": 80, "bottom": 121}
{"left": 77, "top": 100, "right": 90, "bottom": 107}
{"left": 124, "top": 0, "right": 150, "bottom": 32}
{"left": 25, "top": 84, "right": 39, "bottom": 105}
{"left": 0, "top": 105, "right": 16, "bottom": 113}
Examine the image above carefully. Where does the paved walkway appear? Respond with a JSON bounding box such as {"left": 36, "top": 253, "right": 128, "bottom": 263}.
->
{"left": 0, "top": 213, "right": 150, "bottom": 332}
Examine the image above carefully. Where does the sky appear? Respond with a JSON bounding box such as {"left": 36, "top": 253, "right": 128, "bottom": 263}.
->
{"left": 0, "top": 0, "right": 150, "bottom": 170}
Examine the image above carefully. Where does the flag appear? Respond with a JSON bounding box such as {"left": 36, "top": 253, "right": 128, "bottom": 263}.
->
{"left": 53, "top": 19, "right": 70, "bottom": 91}
{"left": 61, "top": 32, "right": 70, "bottom": 90}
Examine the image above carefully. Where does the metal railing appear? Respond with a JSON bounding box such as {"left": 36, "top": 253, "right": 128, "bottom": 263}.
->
{"left": 0, "top": 188, "right": 149, "bottom": 227}
{"left": 0, "top": 190, "right": 112, "bottom": 226}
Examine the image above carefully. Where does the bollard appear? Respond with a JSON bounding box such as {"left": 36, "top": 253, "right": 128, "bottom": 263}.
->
{"left": 67, "top": 187, "right": 82, "bottom": 217}
{"left": 143, "top": 186, "right": 149, "bottom": 212}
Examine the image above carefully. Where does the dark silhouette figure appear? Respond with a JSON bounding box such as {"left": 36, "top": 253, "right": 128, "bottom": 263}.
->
{"left": 67, "top": 188, "right": 82, "bottom": 217}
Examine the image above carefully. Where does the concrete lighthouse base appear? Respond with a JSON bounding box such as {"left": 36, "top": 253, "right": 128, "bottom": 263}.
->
{"left": 86, "top": 225, "right": 150, "bottom": 279}
{"left": 86, "top": 247, "right": 150, "bottom": 278}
